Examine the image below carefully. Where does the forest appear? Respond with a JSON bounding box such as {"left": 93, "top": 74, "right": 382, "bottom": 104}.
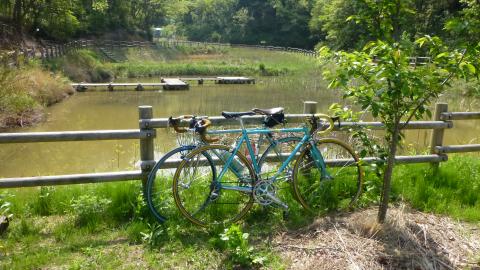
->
{"left": 0, "top": 0, "right": 476, "bottom": 49}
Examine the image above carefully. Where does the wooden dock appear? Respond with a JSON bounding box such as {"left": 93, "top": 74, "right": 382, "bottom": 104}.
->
{"left": 71, "top": 76, "right": 255, "bottom": 92}
{"left": 71, "top": 83, "right": 168, "bottom": 92}
{"left": 161, "top": 78, "right": 189, "bottom": 90}
{"left": 215, "top": 77, "right": 255, "bottom": 84}
{"left": 178, "top": 77, "right": 255, "bottom": 84}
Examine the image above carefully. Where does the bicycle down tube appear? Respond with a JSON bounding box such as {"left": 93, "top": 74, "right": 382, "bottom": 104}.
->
{"left": 213, "top": 121, "right": 320, "bottom": 195}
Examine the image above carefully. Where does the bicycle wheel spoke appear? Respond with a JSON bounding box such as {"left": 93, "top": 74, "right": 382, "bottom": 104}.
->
{"left": 146, "top": 145, "right": 198, "bottom": 223}
{"left": 293, "top": 139, "right": 363, "bottom": 214}
{"left": 173, "top": 145, "right": 254, "bottom": 227}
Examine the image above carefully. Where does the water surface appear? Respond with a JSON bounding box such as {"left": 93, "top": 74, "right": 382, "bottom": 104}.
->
{"left": 0, "top": 76, "right": 479, "bottom": 178}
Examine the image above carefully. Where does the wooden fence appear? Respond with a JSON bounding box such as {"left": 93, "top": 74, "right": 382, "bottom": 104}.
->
{"left": 0, "top": 102, "right": 479, "bottom": 188}
{"left": 1, "top": 38, "right": 320, "bottom": 66}
{"left": 1, "top": 37, "right": 432, "bottom": 67}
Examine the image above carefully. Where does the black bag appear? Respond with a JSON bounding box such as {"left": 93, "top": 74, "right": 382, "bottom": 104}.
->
{"left": 263, "top": 113, "right": 285, "bottom": 127}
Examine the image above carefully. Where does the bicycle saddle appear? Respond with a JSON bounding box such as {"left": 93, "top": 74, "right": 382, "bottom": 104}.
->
{"left": 221, "top": 111, "right": 256, "bottom": 119}
{"left": 251, "top": 107, "right": 284, "bottom": 115}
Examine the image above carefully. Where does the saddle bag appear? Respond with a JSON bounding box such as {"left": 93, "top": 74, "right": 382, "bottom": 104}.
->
{"left": 263, "top": 113, "right": 285, "bottom": 127}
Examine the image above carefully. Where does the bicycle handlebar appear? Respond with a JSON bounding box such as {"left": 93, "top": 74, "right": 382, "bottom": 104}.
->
{"left": 169, "top": 115, "right": 194, "bottom": 133}
{"left": 312, "top": 113, "right": 335, "bottom": 135}
{"left": 169, "top": 115, "right": 219, "bottom": 143}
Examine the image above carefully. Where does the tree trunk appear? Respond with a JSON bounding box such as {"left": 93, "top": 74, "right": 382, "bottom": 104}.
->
{"left": 377, "top": 121, "right": 401, "bottom": 223}
{"left": 13, "top": 0, "right": 22, "bottom": 32}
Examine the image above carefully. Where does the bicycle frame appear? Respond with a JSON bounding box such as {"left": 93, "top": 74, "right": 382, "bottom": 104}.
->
{"left": 210, "top": 117, "right": 330, "bottom": 194}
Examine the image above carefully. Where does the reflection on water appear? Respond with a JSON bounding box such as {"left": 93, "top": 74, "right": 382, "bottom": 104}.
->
{"left": 0, "top": 76, "right": 479, "bottom": 178}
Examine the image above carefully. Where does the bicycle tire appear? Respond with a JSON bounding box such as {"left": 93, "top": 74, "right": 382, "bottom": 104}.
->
{"left": 292, "top": 138, "right": 363, "bottom": 213}
{"left": 146, "top": 145, "right": 215, "bottom": 223}
{"left": 172, "top": 144, "right": 256, "bottom": 227}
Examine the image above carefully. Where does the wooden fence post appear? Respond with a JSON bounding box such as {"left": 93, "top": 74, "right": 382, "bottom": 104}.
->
{"left": 303, "top": 101, "right": 317, "bottom": 114}
{"left": 430, "top": 103, "right": 449, "bottom": 168}
{"left": 138, "top": 106, "right": 156, "bottom": 189}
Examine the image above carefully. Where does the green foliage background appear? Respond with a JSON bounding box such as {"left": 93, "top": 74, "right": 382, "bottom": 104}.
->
{"left": 0, "top": 0, "right": 476, "bottom": 49}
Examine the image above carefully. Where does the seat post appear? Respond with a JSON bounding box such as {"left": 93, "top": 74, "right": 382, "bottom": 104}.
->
{"left": 238, "top": 117, "right": 245, "bottom": 130}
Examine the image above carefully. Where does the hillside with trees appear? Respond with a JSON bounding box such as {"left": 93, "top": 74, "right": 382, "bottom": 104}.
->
{"left": 0, "top": 0, "right": 476, "bottom": 49}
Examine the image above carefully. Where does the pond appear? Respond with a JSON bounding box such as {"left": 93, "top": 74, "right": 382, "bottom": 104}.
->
{"left": 0, "top": 75, "right": 479, "bottom": 178}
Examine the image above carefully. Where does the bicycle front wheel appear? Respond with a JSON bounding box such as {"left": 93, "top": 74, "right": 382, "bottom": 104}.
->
{"left": 172, "top": 145, "right": 255, "bottom": 227}
{"left": 292, "top": 138, "right": 363, "bottom": 214}
{"left": 146, "top": 145, "right": 209, "bottom": 223}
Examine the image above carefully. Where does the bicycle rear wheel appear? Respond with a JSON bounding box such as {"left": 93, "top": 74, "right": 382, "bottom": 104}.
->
{"left": 292, "top": 138, "right": 363, "bottom": 214}
{"left": 172, "top": 145, "right": 255, "bottom": 227}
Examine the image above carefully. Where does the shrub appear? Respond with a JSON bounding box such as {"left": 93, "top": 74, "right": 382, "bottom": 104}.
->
{"left": 126, "top": 221, "right": 149, "bottom": 244}
{"left": 140, "top": 222, "right": 166, "bottom": 247}
{"left": 70, "top": 195, "right": 111, "bottom": 228}
{"left": 0, "top": 65, "right": 72, "bottom": 129}
{"left": 218, "top": 224, "right": 266, "bottom": 268}
{"left": 29, "top": 187, "right": 54, "bottom": 216}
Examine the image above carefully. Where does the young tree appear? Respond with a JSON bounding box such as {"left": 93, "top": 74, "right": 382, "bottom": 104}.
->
{"left": 320, "top": 0, "right": 478, "bottom": 223}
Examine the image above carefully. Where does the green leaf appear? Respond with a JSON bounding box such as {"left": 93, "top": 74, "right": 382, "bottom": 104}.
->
{"left": 435, "top": 52, "right": 449, "bottom": 59}
{"left": 465, "top": 63, "right": 476, "bottom": 74}
{"left": 415, "top": 37, "right": 427, "bottom": 48}
{"left": 346, "top": 15, "right": 357, "bottom": 22}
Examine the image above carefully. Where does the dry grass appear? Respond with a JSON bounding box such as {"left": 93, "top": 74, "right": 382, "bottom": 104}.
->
{"left": 0, "top": 65, "right": 73, "bottom": 129}
{"left": 274, "top": 205, "right": 480, "bottom": 269}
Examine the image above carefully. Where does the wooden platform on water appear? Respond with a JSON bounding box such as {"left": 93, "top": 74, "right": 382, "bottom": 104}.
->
{"left": 215, "top": 77, "right": 255, "bottom": 84}
{"left": 178, "top": 77, "right": 255, "bottom": 84}
{"left": 71, "top": 82, "right": 189, "bottom": 91}
{"left": 161, "top": 78, "right": 189, "bottom": 90}
{"left": 71, "top": 76, "right": 255, "bottom": 92}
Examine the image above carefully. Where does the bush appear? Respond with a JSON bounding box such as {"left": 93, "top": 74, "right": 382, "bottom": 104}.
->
{"left": 70, "top": 195, "right": 112, "bottom": 228}
{"left": 218, "top": 224, "right": 266, "bottom": 268}
{"left": 0, "top": 65, "right": 73, "bottom": 129}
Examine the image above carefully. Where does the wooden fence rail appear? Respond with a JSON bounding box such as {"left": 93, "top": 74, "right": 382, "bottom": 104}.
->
{"left": 0, "top": 130, "right": 152, "bottom": 143}
{"left": 1, "top": 37, "right": 431, "bottom": 67}
{"left": 0, "top": 102, "right": 479, "bottom": 188}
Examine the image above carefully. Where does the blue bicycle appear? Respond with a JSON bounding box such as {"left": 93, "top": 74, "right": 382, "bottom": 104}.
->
{"left": 146, "top": 111, "right": 302, "bottom": 223}
{"left": 172, "top": 109, "right": 363, "bottom": 227}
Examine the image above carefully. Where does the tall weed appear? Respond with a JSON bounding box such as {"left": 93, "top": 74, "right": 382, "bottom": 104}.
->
{"left": 70, "top": 194, "right": 112, "bottom": 229}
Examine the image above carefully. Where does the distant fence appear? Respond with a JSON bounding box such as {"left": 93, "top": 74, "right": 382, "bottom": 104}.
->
{"left": 0, "top": 102, "right": 478, "bottom": 188}
{"left": 1, "top": 36, "right": 432, "bottom": 67}
{"left": 1, "top": 38, "right": 319, "bottom": 67}
{"left": 156, "top": 39, "right": 318, "bottom": 57}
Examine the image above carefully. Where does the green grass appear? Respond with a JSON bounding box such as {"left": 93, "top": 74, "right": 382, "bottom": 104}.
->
{"left": 46, "top": 46, "right": 317, "bottom": 82}
{"left": 46, "top": 49, "right": 113, "bottom": 82}
{"left": 0, "top": 180, "right": 286, "bottom": 269}
{"left": 1, "top": 156, "right": 479, "bottom": 269}
{"left": 109, "top": 47, "right": 311, "bottom": 78}
{"left": 392, "top": 154, "right": 480, "bottom": 221}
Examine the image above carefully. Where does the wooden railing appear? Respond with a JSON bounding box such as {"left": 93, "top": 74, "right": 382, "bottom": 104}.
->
{"left": 1, "top": 38, "right": 319, "bottom": 64}
{"left": 1, "top": 38, "right": 431, "bottom": 66}
{"left": 155, "top": 39, "right": 318, "bottom": 57}
{"left": 0, "top": 102, "right": 479, "bottom": 188}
